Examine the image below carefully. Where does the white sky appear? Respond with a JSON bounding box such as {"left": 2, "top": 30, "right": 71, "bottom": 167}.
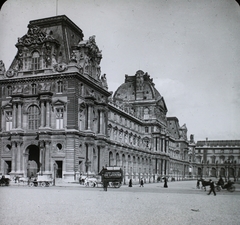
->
{"left": 0, "top": 0, "right": 240, "bottom": 141}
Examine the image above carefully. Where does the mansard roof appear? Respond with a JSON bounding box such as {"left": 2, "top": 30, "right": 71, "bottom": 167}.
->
{"left": 196, "top": 140, "right": 240, "bottom": 147}
{"left": 167, "top": 117, "right": 180, "bottom": 139}
{"left": 29, "top": 15, "right": 84, "bottom": 39}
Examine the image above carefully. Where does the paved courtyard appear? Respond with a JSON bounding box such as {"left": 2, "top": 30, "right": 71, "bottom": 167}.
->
{"left": 0, "top": 180, "right": 239, "bottom": 225}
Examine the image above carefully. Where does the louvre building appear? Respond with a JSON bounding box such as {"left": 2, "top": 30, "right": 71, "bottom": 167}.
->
{"left": 0, "top": 15, "right": 239, "bottom": 183}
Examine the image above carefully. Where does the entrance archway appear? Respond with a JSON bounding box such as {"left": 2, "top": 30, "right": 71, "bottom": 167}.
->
{"left": 26, "top": 145, "right": 40, "bottom": 177}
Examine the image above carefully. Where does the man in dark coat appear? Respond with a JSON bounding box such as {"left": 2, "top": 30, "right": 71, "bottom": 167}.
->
{"left": 164, "top": 177, "right": 168, "bottom": 188}
{"left": 129, "top": 179, "right": 132, "bottom": 187}
{"left": 139, "top": 178, "right": 144, "bottom": 187}
{"left": 103, "top": 180, "right": 108, "bottom": 191}
{"left": 208, "top": 179, "right": 216, "bottom": 196}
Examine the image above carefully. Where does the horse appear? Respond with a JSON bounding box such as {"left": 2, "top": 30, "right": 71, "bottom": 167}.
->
{"left": 200, "top": 178, "right": 211, "bottom": 191}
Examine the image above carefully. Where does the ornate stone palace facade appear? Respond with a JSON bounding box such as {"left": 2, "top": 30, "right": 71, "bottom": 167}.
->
{"left": 191, "top": 139, "right": 240, "bottom": 181}
{"left": 0, "top": 15, "right": 239, "bottom": 182}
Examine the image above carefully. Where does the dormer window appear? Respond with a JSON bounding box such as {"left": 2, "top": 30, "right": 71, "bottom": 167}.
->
{"left": 32, "top": 51, "right": 40, "bottom": 70}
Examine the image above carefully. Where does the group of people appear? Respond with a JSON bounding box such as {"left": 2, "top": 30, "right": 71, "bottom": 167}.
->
{"left": 128, "top": 177, "right": 168, "bottom": 188}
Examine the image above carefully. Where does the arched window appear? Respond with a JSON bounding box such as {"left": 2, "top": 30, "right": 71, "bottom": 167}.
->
{"left": 109, "top": 151, "right": 114, "bottom": 166}
{"left": 28, "top": 105, "right": 40, "bottom": 130}
{"left": 32, "top": 51, "right": 40, "bottom": 70}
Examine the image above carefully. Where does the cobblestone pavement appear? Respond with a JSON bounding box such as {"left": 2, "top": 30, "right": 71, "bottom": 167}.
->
{"left": 1, "top": 180, "right": 240, "bottom": 225}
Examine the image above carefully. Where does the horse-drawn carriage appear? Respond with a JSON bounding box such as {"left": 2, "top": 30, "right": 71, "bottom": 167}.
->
{"left": 99, "top": 166, "right": 123, "bottom": 188}
{"left": 79, "top": 167, "right": 123, "bottom": 188}
{"left": 0, "top": 175, "right": 11, "bottom": 186}
{"left": 200, "top": 178, "right": 235, "bottom": 192}
{"left": 215, "top": 180, "right": 235, "bottom": 192}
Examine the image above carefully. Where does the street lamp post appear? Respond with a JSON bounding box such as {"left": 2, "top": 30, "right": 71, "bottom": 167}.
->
{"left": 53, "top": 163, "right": 56, "bottom": 186}
{"left": 216, "top": 162, "right": 218, "bottom": 178}
{"left": 85, "top": 159, "right": 91, "bottom": 177}
{"left": 123, "top": 166, "right": 126, "bottom": 185}
{"left": 27, "top": 162, "right": 30, "bottom": 178}
{"left": 224, "top": 160, "right": 231, "bottom": 181}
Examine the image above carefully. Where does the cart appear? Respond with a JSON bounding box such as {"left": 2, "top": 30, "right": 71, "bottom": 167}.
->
{"left": 28, "top": 175, "right": 53, "bottom": 187}
{"left": 99, "top": 166, "right": 123, "bottom": 188}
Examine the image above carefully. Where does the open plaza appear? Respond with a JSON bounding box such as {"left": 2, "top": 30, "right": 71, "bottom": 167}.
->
{"left": 1, "top": 180, "right": 240, "bottom": 225}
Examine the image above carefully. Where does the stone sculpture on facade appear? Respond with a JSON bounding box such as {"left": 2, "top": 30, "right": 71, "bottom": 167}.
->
{"left": 0, "top": 60, "right": 6, "bottom": 77}
{"left": 101, "top": 73, "right": 108, "bottom": 90}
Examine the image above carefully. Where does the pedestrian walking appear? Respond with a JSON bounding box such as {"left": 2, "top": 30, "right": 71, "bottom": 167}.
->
{"left": 139, "top": 178, "right": 144, "bottom": 187}
{"left": 207, "top": 179, "right": 216, "bottom": 196}
{"left": 196, "top": 179, "right": 200, "bottom": 189}
{"left": 164, "top": 177, "right": 168, "bottom": 188}
{"left": 128, "top": 179, "right": 132, "bottom": 187}
{"left": 103, "top": 180, "right": 108, "bottom": 191}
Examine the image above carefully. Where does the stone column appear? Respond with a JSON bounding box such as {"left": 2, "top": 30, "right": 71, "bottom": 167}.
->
{"left": 22, "top": 153, "right": 28, "bottom": 177}
{"left": 16, "top": 141, "right": 22, "bottom": 173}
{"left": 166, "top": 139, "right": 169, "bottom": 154}
{"left": 40, "top": 101, "right": 45, "bottom": 127}
{"left": 162, "top": 137, "right": 165, "bottom": 152}
{"left": 45, "top": 141, "right": 50, "bottom": 173}
{"left": 12, "top": 104, "right": 16, "bottom": 129}
{"left": 46, "top": 101, "right": 50, "bottom": 127}
{"left": 39, "top": 141, "right": 44, "bottom": 175}
{"left": 100, "top": 110, "right": 103, "bottom": 134}
{"left": 86, "top": 104, "right": 91, "bottom": 130}
{"left": 11, "top": 142, "right": 16, "bottom": 173}
{"left": 17, "top": 103, "right": 22, "bottom": 128}
{"left": 160, "top": 138, "right": 163, "bottom": 152}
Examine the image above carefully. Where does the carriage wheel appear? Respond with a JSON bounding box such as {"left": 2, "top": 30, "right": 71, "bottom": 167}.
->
{"left": 112, "top": 182, "right": 120, "bottom": 188}
{"left": 45, "top": 182, "right": 50, "bottom": 187}
{"left": 216, "top": 186, "right": 221, "bottom": 192}
{"left": 29, "top": 182, "right": 34, "bottom": 187}
{"left": 228, "top": 186, "right": 235, "bottom": 192}
{"left": 40, "top": 182, "right": 46, "bottom": 187}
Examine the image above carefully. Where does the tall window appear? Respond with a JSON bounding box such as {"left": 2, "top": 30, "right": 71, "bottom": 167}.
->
{"left": 56, "top": 108, "right": 64, "bottom": 129}
{"left": 57, "top": 81, "right": 63, "bottom": 93}
{"left": 144, "top": 107, "right": 149, "bottom": 119}
{"left": 6, "top": 111, "right": 12, "bottom": 131}
{"left": 145, "top": 127, "right": 149, "bottom": 133}
{"left": 31, "top": 83, "right": 37, "bottom": 94}
{"left": 32, "top": 51, "right": 40, "bottom": 70}
{"left": 7, "top": 86, "right": 12, "bottom": 97}
{"left": 28, "top": 105, "right": 40, "bottom": 130}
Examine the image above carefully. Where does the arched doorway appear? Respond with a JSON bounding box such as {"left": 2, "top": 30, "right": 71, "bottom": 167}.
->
{"left": 220, "top": 168, "right": 225, "bottom": 177}
{"left": 211, "top": 168, "right": 216, "bottom": 177}
{"left": 26, "top": 145, "right": 40, "bottom": 177}
{"left": 197, "top": 167, "right": 202, "bottom": 177}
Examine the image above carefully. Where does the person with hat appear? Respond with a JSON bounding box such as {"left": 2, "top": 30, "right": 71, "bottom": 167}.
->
{"left": 208, "top": 179, "right": 216, "bottom": 196}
